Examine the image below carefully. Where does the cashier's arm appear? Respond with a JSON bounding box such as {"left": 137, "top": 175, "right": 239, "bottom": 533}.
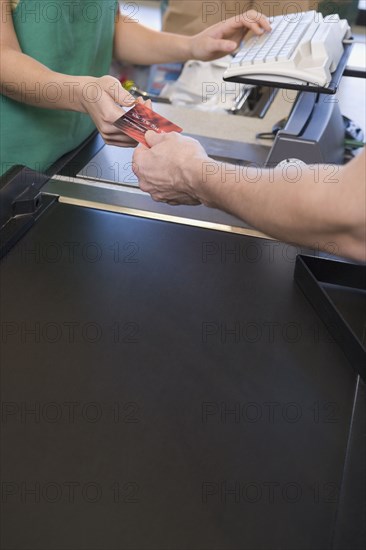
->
{"left": 133, "top": 133, "right": 366, "bottom": 262}
{"left": 0, "top": 1, "right": 269, "bottom": 144}
{"left": 0, "top": 0, "right": 142, "bottom": 146}
{"left": 113, "top": 9, "right": 271, "bottom": 64}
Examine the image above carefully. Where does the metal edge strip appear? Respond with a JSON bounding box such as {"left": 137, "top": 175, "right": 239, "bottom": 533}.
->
{"left": 58, "top": 196, "right": 273, "bottom": 240}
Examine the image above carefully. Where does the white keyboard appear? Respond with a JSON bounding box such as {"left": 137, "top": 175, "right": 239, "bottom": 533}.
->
{"left": 224, "top": 11, "right": 351, "bottom": 87}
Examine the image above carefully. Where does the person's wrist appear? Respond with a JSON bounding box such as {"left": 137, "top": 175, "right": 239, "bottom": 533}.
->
{"left": 194, "top": 156, "right": 221, "bottom": 208}
{"left": 186, "top": 35, "right": 198, "bottom": 60}
{"left": 183, "top": 155, "right": 210, "bottom": 204}
{"left": 75, "top": 76, "right": 98, "bottom": 114}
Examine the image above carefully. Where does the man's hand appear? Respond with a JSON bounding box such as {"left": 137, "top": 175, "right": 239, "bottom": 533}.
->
{"left": 79, "top": 75, "right": 148, "bottom": 148}
{"left": 132, "top": 132, "right": 208, "bottom": 205}
{"left": 189, "top": 10, "right": 272, "bottom": 61}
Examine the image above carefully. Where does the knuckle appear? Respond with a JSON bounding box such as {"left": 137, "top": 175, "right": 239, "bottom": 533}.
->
{"left": 99, "top": 123, "right": 110, "bottom": 134}
{"left": 139, "top": 181, "right": 149, "bottom": 193}
{"left": 131, "top": 159, "right": 139, "bottom": 170}
{"left": 101, "top": 74, "right": 117, "bottom": 86}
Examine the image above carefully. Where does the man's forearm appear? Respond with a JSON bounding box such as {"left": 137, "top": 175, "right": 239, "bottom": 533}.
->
{"left": 194, "top": 156, "right": 365, "bottom": 261}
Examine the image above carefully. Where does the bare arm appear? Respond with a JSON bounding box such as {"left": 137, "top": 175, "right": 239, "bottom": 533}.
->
{"left": 0, "top": 0, "right": 137, "bottom": 146}
{"left": 0, "top": 0, "right": 86, "bottom": 111}
{"left": 113, "top": 10, "right": 271, "bottom": 65}
{"left": 113, "top": 13, "right": 190, "bottom": 64}
{"left": 133, "top": 132, "right": 366, "bottom": 262}
{"left": 1, "top": 2, "right": 270, "bottom": 145}
{"left": 198, "top": 149, "right": 366, "bottom": 261}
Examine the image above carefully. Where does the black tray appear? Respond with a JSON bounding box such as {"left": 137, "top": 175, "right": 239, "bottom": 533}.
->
{"left": 295, "top": 255, "right": 366, "bottom": 382}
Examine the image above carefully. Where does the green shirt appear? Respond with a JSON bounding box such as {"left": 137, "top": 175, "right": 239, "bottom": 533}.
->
{"left": 1, "top": 0, "right": 118, "bottom": 175}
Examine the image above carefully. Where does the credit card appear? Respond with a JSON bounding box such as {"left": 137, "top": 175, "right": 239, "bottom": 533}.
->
{"left": 114, "top": 103, "right": 183, "bottom": 147}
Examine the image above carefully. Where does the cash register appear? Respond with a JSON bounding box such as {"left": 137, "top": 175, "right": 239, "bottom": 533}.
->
{"left": 1, "top": 11, "right": 365, "bottom": 550}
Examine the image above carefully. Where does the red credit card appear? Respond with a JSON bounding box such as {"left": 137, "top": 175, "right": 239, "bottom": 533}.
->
{"left": 114, "top": 103, "right": 183, "bottom": 147}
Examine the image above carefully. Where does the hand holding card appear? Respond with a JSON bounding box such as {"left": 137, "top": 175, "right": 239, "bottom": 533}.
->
{"left": 113, "top": 103, "right": 183, "bottom": 147}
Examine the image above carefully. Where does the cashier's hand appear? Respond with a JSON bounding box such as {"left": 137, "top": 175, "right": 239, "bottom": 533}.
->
{"left": 133, "top": 132, "right": 208, "bottom": 205}
{"left": 79, "top": 75, "right": 151, "bottom": 147}
{"left": 189, "top": 10, "right": 271, "bottom": 61}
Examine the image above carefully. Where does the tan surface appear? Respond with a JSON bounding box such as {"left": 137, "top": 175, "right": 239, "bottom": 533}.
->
{"left": 163, "top": 0, "right": 319, "bottom": 34}
{"left": 154, "top": 89, "right": 298, "bottom": 145}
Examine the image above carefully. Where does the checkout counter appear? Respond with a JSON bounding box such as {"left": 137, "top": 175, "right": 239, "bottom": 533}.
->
{"left": 1, "top": 46, "right": 365, "bottom": 549}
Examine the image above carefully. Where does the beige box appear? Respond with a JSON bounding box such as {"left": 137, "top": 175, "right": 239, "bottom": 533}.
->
{"left": 163, "top": 1, "right": 319, "bottom": 35}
